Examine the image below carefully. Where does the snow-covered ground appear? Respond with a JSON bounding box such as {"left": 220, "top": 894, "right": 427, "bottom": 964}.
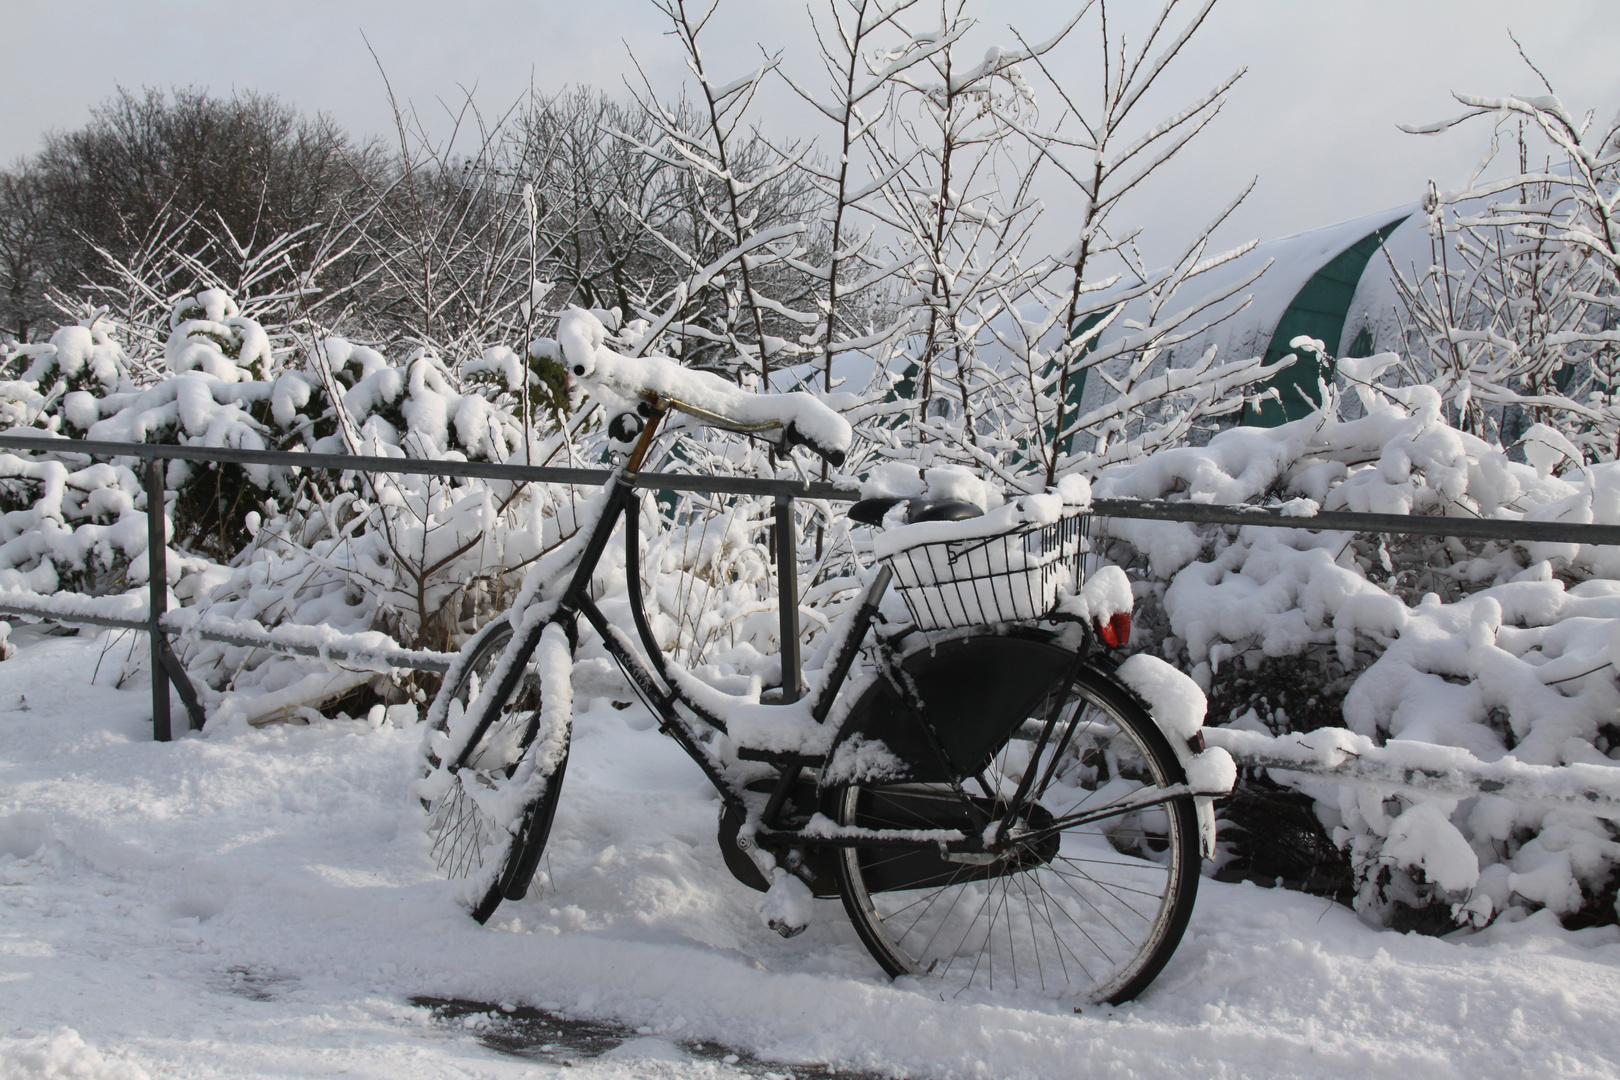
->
{"left": 3, "top": 631, "right": 1618, "bottom": 1080}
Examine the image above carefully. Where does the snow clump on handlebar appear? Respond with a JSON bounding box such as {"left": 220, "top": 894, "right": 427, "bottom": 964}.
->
{"left": 555, "top": 307, "right": 852, "bottom": 466}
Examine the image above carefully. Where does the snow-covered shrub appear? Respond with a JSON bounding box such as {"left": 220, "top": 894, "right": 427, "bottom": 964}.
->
{"left": 0, "top": 319, "right": 152, "bottom": 594}
{"left": 0, "top": 291, "right": 810, "bottom": 722}
{"left": 173, "top": 460, "right": 571, "bottom": 721}
{"left": 0, "top": 451, "right": 151, "bottom": 595}
{"left": 11, "top": 321, "right": 127, "bottom": 406}
{"left": 166, "top": 288, "right": 276, "bottom": 381}
{"left": 1090, "top": 349, "right": 1620, "bottom": 930}
{"left": 0, "top": 293, "right": 585, "bottom": 706}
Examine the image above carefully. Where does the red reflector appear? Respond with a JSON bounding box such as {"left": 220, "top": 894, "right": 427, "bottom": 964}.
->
{"left": 1098, "top": 611, "right": 1132, "bottom": 649}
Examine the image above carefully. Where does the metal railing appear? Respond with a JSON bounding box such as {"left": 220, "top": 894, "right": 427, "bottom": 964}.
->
{"left": 1203, "top": 727, "right": 1620, "bottom": 821}
{"left": 3, "top": 428, "right": 1619, "bottom": 811}
{"left": 0, "top": 432, "right": 852, "bottom": 739}
{"left": 1086, "top": 496, "right": 1620, "bottom": 547}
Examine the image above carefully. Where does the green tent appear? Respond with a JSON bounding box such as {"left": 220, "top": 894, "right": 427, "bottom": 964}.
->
{"left": 1241, "top": 215, "right": 1409, "bottom": 426}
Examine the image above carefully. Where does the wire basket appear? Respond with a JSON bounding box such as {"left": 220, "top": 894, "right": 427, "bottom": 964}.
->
{"left": 882, "top": 511, "right": 1092, "bottom": 631}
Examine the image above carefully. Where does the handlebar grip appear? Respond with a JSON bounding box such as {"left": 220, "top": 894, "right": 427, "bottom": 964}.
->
{"left": 781, "top": 420, "right": 846, "bottom": 468}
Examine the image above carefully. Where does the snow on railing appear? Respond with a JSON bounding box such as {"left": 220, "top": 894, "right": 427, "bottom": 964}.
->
{"left": 162, "top": 611, "right": 455, "bottom": 674}
{"left": 1086, "top": 497, "right": 1620, "bottom": 548}
{"left": 0, "top": 588, "right": 151, "bottom": 631}
{"left": 0, "top": 590, "right": 455, "bottom": 673}
{"left": 1204, "top": 727, "right": 1620, "bottom": 821}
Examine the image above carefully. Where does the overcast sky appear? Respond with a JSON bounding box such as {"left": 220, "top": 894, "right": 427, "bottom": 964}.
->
{"left": 5, "top": 0, "right": 1617, "bottom": 261}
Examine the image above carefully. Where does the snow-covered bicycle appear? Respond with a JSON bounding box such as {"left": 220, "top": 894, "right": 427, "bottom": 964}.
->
{"left": 417, "top": 309, "right": 1231, "bottom": 1005}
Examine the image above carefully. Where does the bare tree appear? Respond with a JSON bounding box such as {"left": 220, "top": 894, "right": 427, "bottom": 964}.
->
{"left": 779, "top": 0, "right": 956, "bottom": 397}
{"left": 797, "top": 0, "right": 1275, "bottom": 489}
{"left": 13, "top": 88, "right": 381, "bottom": 315}
{"left": 1007, "top": 0, "right": 1252, "bottom": 481}
{"left": 1395, "top": 56, "right": 1620, "bottom": 455}
{"left": 0, "top": 166, "right": 59, "bottom": 345}
{"left": 615, "top": 2, "right": 823, "bottom": 382}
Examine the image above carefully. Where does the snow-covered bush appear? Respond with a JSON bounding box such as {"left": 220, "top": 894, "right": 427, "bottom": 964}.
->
{"left": 1088, "top": 349, "right": 1620, "bottom": 929}
{"left": 0, "top": 319, "right": 150, "bottom": 594}
{"left": 0, "top": 290, "right": 809, "bottom": 723}
{"left": 0, "top": 293, "right": 566, "bottom": 699}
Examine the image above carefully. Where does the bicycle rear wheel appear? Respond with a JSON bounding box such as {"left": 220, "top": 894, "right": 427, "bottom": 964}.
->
{"left": 831, "top": 661, "right": 1199, "bottom": 1005}
{"left": 420, "top": 619, "right": 571, "bottom": 923}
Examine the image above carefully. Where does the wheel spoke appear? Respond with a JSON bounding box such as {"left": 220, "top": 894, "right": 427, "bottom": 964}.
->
{"left": 905, "top": 869, "right": 977, "bottom": 959}
{"left": 1044, "top": 861, "right": 1161, "bottom": 921}
{"left": 1013, "top": 870, "right": 1049, "bottom": 991}
{"left": 1049, "top": 854, "right": 1169, "bottom": 897}
{"left": 937, "top": 878, "right": 999, "bottom": 983}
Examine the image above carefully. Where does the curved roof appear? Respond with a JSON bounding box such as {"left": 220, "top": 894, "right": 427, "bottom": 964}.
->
{"left": 1241, "top": 213, "right": 1410, "bottom": 425}
{"left": 1068, "top": 201, "right": 1425, "bottom": 438}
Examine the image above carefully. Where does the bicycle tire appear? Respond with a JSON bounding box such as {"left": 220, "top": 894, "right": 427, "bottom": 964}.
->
{"left": 830, "top": 656, "right": 1200, "bottom": 1005}
{"left": 420, "top": 619, "right": 571, "bottom": 924}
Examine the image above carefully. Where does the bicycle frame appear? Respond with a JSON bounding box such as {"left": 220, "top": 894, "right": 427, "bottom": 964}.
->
{"left": 454, "top": 401, "right": 892, "bottom": 840}
{"left": 451, "top": 396, "right": 1119, "bottom": 896}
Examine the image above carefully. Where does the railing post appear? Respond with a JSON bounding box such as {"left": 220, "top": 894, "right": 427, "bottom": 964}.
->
{"left": 145, "top": 456, "right": 171, "bottom": 742}
{"left": 774, "top": 493, "right": 802, "bottom": 703}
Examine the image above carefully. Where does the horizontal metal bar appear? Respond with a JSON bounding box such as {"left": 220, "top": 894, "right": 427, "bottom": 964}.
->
{"left": 1206, "top": 728, "right": 1620, "bottom": 820}
{"left": 0, "top": 433, "right": 859, "bottom": 501}
{"left": 1090, "top": 497, "right": 1620, "bottom": 548}
{"left": 0, "top": 599, "right": 148, "bottom": 632}
{"left": 181, "top": 623, "right": 453, "bottom": 674}
{"left": 11, "top": 432, "right": 1614, "bottom": 539}
{"left": 638, "top": 471, "right": 855, "bottom": 500}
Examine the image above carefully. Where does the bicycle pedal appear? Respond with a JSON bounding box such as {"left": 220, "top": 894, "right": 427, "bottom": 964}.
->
{"left": 756, "top": 868, "right": 813, "bottom": 938}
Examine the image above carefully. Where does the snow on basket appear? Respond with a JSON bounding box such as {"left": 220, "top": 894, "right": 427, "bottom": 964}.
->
{"left": 879, "top": 507, "right": 1091, "bottom": 630}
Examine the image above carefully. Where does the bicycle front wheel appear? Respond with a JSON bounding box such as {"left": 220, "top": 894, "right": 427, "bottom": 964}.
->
{"left": 421, "top": 619, "right": 571, "bottom": 924}
{"left": 831, "top": 661, "right": 1200, "bottom": 1005}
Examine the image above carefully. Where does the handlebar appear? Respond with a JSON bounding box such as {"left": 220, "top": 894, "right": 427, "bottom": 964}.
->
{"left": 658, "top": 394, "right": 847, "bottom": 468}
{"left": 556, "top": 307, "right": 851, "bottom": 468}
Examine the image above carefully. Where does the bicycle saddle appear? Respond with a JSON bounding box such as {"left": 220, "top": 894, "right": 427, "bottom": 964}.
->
{"left": 846, "top": 496, "right": 984, "bottom": 526}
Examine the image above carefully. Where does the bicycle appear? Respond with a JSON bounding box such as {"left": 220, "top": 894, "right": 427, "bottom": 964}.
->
{"left": 417, "top": 311, "right": 1224, "bottom": 1005}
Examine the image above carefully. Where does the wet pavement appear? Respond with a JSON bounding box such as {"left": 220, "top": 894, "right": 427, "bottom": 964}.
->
{"left": 413, "top": 997, "right": 893, "bottom": 1078}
